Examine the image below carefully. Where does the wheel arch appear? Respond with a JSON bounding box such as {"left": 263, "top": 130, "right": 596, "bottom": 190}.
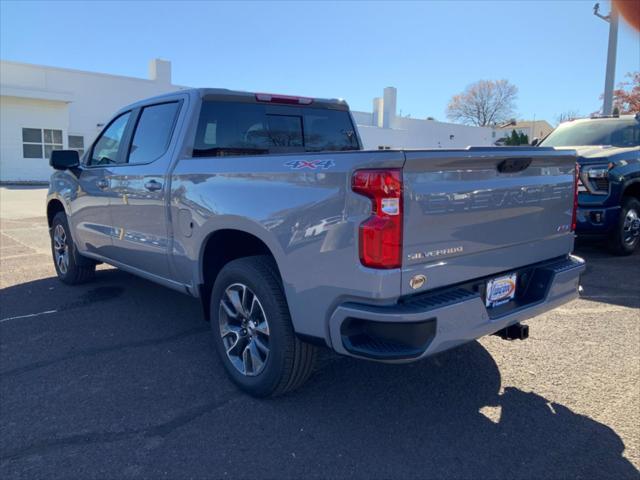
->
{"left": 46, "top": 198, "right": 67, "bottom": 228}
{"left": 198, "top": 227, "right": 285, "bottom": 321}
{"left": 622, "top": 179, "right": 640, "bottom": 201}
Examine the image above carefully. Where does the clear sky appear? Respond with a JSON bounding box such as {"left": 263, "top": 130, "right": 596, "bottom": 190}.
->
{"left": 1, "top": 0, "right": 638, "bottom": 124}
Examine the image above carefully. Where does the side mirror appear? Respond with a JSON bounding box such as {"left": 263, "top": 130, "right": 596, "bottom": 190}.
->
{"left": 530, "top": 137, "right": 540, "bottom": 147}
{"left": 50, "top": 150, "right": 80, "bottom": 170}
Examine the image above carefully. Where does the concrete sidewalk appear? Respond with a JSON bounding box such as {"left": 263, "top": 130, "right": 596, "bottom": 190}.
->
{"left": 0, "top": 186, "right": 48, "bottom": 220}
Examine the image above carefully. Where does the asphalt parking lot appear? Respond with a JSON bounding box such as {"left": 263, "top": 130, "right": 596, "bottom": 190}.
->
{"left": 1, "top": 186, "right": 639, "bottom": 479}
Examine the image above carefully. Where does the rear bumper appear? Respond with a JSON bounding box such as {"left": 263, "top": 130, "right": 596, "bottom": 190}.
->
{"left": 328, "top": 255, "right": 585, "bottom": 362}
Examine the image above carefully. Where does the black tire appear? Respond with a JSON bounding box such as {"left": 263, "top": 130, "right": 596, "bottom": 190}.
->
{"left": 210, "top": 255, "right": 317, "bottom": 397}
{"left": 608, "top": 197, "right": 640, "bottom": 256}
{"left": 50, "top": 212, "right": 96, "bottom": 284}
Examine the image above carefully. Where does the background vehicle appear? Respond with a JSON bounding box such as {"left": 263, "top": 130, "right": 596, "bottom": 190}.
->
{"left": 539, "top": 114, "right": 640, "bottom": 254}
{"left": 46, "top": 88, "right": 585, "bottom": 397}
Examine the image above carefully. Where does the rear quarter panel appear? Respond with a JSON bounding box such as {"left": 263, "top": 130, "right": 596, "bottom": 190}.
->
{"left": 169, "top": 151, "right": 405, "bottom": 342}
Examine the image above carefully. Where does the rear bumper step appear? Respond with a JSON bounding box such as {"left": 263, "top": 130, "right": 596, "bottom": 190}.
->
{"left": 329, "top": 255, "right": 585, "bottom": 362}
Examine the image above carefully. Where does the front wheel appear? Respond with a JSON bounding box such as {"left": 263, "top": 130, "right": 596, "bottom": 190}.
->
{"left": 608, "top": 197, "right": 640, "bottom": 255}
{"left": 210, "top": 256, "right": 317, "bottom": 397}
{"left": 50, "top": 212, "right": 96, "bottom": 284}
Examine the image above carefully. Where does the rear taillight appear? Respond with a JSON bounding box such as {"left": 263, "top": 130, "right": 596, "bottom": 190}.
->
{"left": 572, "top": 163, "right": 579, "bottom": 232}
{"left": 255, "top": 93, "right": 313, "bottom": 105}
{"left": 351, "top": 169, "right": 403, "bottom": 269}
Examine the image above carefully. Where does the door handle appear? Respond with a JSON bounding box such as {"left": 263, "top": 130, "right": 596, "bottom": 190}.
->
{"left": 144, "top": 180, "right": 163, "bottom": 192}
{"left": 96, "top": 179, "right": 109, "bottom": 190}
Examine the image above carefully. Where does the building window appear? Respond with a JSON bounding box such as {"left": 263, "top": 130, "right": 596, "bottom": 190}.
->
{"left": 22, "top": 128, "right": 63, "bottom": 159}
{"left": 68, "top": 135, "right": 85, "bottom": 157}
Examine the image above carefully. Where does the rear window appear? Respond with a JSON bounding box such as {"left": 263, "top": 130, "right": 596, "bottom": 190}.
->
{"left": 193, "top": 101, "right": 359, "bottom": 157}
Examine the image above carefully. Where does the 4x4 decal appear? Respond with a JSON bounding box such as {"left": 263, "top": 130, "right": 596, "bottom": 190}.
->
{"left": 284, "top": 159, "right": 335, "bottom": 170}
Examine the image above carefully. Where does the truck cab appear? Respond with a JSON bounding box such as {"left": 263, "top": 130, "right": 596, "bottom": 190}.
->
{"left": 539, "top": 114, "right": 640, "bottom": 254}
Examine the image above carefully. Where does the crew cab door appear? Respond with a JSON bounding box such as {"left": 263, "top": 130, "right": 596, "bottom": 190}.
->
{"left": 70, "top": 111, "right": 133, "bottom": 257}
{"left": 107, "top": 100, "right": 183, "bottom": 280}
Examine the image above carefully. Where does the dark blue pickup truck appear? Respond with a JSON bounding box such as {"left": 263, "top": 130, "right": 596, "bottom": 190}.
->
{"left": 539, "top": 114, "right": 640, "bottom": 255}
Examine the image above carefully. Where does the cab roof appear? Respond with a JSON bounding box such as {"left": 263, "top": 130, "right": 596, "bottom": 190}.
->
{"left": 119, "top": 87, "right": 350, "bottom": 113}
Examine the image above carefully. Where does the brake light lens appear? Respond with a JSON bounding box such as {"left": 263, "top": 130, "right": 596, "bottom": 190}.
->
{"left": 255, "top": 93, "right": 313, "bottom": 105}
{"left": 352, "top": 169, "right": 403, "bottom": 269}
{"left": 572, "top": 163, "right": 579, "bottom": 232}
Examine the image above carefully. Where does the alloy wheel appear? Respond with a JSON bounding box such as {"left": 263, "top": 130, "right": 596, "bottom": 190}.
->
{"left": 623, "top": 208, "right": 640, "bottom": 246}
{"left": 53, "top": 224, "right": 69, "bottom": 275}
{"left": 218, "top": 283, "right": 270, "bottom": 376}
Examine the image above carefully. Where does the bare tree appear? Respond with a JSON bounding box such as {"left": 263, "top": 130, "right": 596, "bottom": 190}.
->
{"left": 446, "top": 80, "right": 518, "bottom": 126}
{"left": 556, "top": 110, "right": 580, "bottom": 124}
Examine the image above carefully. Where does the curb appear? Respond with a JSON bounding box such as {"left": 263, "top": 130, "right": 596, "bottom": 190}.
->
{"left": 0, "top": 181, "right": 49, "bottom": 187}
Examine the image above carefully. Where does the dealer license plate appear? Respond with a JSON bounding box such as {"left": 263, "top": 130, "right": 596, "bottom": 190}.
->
{"left": 486, "top": 273, "right": 517, "bottom": 308}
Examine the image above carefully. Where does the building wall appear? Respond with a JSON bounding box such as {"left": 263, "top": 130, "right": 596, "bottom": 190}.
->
{"left": 354, "top": 111, "right": 496, "bottom": 149}
{"left": 352, "top": 86, "right": 495, "bottom": 150}
{"left": 0, "top": 96, "right": 69, "bottom": 181}
{"left": 1, "top": 59, "right": 182, "bottom": 182}
{"left": 352, "top": 110, "right": 373, "bottom": 126}
{"left": 357, "top": 124, "right": 411, "bottom": 149}
{"left": 391, "top": 116, "right": 495, "bottom": 148}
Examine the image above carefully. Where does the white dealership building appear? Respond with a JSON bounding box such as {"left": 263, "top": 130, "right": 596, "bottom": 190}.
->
{"left": 1, "top": 58, "right": 498, "bottom": 182}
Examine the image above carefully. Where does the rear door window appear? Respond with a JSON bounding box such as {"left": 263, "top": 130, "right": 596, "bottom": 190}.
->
{"left": 193, "top": 101, "right": 358, "bottom": 157}
{"left": 128, "top": 102, "right": 180, "bottom": 164}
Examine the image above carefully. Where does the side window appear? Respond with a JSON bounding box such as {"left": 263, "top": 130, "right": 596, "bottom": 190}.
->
{"left": 611, "top": 125, "right": 640, "bottom": 147}
{"left": 22, "top": 128, "right": 63, "bottom": 159}
{"left": 22, "top": 128, "right": 43, "bottom": 158}
{"left": 128, "top": 102, "right": 180, "bottom": 164}
{"left": 90, "top": 112, "right": 131, "bottom": 166}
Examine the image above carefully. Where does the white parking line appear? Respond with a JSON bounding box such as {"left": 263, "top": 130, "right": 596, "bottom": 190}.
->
{"left": 0, "top": 309, "right": 58, "bottom": 323}
{"left": 583, "top": 294, "right": 639, "bottom": 300}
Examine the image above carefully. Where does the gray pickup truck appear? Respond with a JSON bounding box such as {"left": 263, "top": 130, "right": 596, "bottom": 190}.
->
{"left": 47, "top": 88, "right": 585, "bottom": 396}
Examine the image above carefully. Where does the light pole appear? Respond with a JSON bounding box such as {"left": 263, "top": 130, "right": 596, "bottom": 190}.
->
{"left": 594, "top": 2, "right": 619, "bottom": 115}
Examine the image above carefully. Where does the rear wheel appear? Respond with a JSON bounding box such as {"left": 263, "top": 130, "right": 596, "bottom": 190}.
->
{"left": 50, "top": 212, "right": 96, "bottom": 284}
{"left": 210, "top": 255, "right": 317, "bottom": 397}
{"left": 608, "top": 197, "right": 640, "bottom": 255}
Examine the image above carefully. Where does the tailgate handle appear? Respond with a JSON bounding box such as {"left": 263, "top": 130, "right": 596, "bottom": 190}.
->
{"left": 497, "top": 157, "right": 532, "bottom": 173}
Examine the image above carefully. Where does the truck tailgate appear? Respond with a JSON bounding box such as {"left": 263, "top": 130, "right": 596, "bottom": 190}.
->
{"left": 401, "top": 147, "right": 577, "bottom": 296}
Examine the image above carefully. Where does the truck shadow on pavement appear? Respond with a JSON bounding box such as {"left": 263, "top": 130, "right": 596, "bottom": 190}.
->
{"left": 286, "top": 345, "right": 640, "bottom": 480}
{"left": 1, "top": 267, "right": 638, "bottom": 479}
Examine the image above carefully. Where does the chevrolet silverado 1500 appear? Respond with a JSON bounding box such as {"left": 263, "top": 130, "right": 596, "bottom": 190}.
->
{"left": 47, "top": 88, "right": 585, "bottom": 396}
